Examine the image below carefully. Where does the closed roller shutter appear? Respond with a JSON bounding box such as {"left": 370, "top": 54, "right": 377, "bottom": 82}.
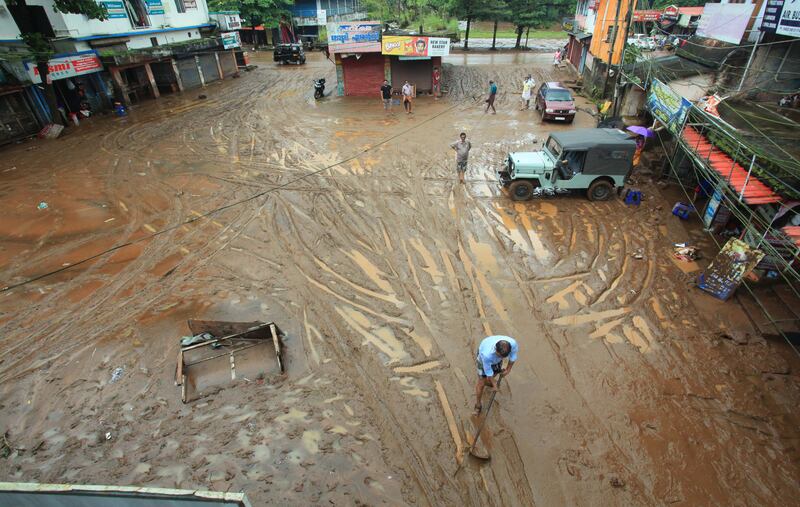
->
{"left": 341, "top": 53, "right": 384, "bottom": 96}
{"left": 391, "top": 59, "right": 433, "bottom": 93}
{"left": 218, "top": 51, "right": 237, "bottom": 77}
{"left": 199, "top": 54, "right": 220, "bottom": 83}
{"left": 177, "top": 58, "right": 202, "bottom": 89}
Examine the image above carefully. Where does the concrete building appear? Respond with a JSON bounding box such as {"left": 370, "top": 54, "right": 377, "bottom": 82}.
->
{"left": 292, "top": 0, "right": 367, "bottom": 37}
{"left": 564, "top": 0, "right": 597, "bottom": 75}
{"left": 0, "top": 0, "right": 240, "bottom": 143}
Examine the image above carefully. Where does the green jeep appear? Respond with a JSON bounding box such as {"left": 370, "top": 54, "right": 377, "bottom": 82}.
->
{"left": 497, "top": 128, "right": 635, "bottom": 201}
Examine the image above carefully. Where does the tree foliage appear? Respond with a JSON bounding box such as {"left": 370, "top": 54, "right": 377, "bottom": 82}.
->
{"left": 207, "top": 0, "right": 293, "bottom": 27}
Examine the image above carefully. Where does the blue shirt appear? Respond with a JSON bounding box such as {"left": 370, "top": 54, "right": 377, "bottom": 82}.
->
{"left": 489, "top": 83, "right": 498, "bottom": 95}
{"left": 477, "top": 335, "right": 518, "bottom": 376}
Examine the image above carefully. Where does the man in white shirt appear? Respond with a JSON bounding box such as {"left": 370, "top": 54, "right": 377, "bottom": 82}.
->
{"left": 402, "top": 81, "right": 413, "bottom": 114}
{"left": 474, "top": 335, "right": 518, "bottom": 414}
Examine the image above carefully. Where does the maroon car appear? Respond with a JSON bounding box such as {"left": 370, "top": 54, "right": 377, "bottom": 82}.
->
{"left": 535, "top": 82, "right": 576, "bottom": 123}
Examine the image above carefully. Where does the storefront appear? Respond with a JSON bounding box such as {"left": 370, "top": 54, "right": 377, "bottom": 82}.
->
{"left": 328, "top": 21, "right": 383, "bottom": 96}
{"left": 22, "top": 51, "right": 111, "bottom": 122}
{"left": 0, "top": 87, "right": 41, "bottom": 145}
{"left": 566, "top": 32, "right": 592, "bottom": 73}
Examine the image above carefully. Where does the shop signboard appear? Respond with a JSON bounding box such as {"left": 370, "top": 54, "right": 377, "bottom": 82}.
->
{"left": 221, "top": 31, "right": 241, "bottom": 49}
{"left": 317, "top": 9, "right": 327, "bottom": 26}
{"left": 777, "top": 0, "right": 800, "bottom": 37}
{"left": 25, "top": 52, "right": 103, "bottom": 84}
{"left": 562, "top": 18, "right": 575, "bottom": 32}
{"left": 663, "top": 5, "right": 679, "bottom": 19}
{"left": 145, "top": 0, "right": 164, "bottom": 15}
{"left": 327, "top": 21, "right": 382, "bottom": 53}
{"left": 646, "top": 79, "right": 691, "bottom": 135}
{"left": 382, "top": 36, "right": 451, "bottom": 57}
{"left": 696, "top": 3, "right": 754, "bottom": 44}
{"left": 698, "top": 238, "right": 765, "bottom": 300}
{"left": 633, "top": 10, "right": 661, "bottom": 22}
{"left": 100, "top": 0, "right": 127, "bottom": 18}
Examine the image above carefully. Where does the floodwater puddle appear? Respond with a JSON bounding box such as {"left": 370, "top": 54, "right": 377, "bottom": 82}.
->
{"left": 302, "top": 430, "right": 321, "bottom": 454}
{"left": 393, "top": 360, "right": 442, "bottom": 374}
{"left": 552, "top": 307, "right": 630, "bottom": 326}
{"left": 467, "top": 236, "right": 500, "bottom": 277}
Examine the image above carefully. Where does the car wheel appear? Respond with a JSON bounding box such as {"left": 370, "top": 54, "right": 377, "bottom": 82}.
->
{"left": 509, "top": 180, "right": 535, "bottom": 201}
{"left": 587, "top": 180, "right": 613, "bottom": 201}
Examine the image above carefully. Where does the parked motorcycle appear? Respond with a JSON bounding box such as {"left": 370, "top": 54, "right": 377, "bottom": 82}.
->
{"left": 314, "top": 78, "right": 326, "bottom": 100}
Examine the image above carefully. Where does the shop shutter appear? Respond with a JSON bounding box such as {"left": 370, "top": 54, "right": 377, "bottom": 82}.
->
{"left": 177, "top": 58, "right": 202, "bottom": 89}
{"left": 199, "top": 54, "right": 220, "bottom": 83}
{"left": 390, "top": 59, "right": 433, "bottom": 93}
{"left": 218, "top": 51, "right": 237, "bottom": 77}
{"left": 342, "top": 53, "right": 385, "bottom": 96}
{"left": 0, "top": 92, "right": 40, "bottom": 145}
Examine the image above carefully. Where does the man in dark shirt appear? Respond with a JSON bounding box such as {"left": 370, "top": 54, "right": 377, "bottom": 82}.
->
{"left": 380, "top": 80, "right": 392, "bottom": 112}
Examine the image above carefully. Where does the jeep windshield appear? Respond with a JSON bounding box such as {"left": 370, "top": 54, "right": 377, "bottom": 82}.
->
{"left": 545, "top": 89, "right": 572, "bottom": 101}
{"left": 545, "top": 137, "right": 562, "bottom": 160}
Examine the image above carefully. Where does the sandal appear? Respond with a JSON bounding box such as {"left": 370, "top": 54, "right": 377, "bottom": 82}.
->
{"left": 473, "top": 403, "right": 482, "bottom": 416}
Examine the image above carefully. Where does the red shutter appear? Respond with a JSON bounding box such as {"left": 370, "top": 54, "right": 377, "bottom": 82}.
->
{"left": 342, "top": 53, "right": 385, "bottom": 96}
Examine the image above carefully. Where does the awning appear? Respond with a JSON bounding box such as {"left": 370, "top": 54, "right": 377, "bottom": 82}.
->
{"left": 569, "top": 31, "right": 592, "bottom": 41}
{"left": 682, "top": 126, "right": 782, "bottom": 205}
{"left": 782, "top": 226, "right": 800, "bottom": 247}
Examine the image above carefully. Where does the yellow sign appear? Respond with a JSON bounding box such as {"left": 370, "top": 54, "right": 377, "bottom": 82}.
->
{"left": 381, "top": 36, "right": 450, "bottom": 57}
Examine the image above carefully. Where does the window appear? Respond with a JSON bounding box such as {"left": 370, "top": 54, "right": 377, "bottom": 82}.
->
{"left": 174, "top": 0, "right": 185, "bottom": 12}
{"left": 123, "top": 0, "right": 150, "bottom": 28}
{"left": 605, "top": 24, "right": 616, "bottom": 43}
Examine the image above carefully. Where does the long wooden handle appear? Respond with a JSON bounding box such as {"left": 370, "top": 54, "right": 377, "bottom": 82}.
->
{"left": 468, "top": 376, "right": 503, "bottom": 452}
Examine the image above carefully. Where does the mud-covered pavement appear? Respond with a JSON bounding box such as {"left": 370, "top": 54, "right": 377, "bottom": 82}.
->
{"left": 1, "top": 51, "right": 799, "bottom": 506}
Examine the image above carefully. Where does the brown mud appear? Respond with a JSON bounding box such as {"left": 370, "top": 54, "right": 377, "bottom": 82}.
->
{"left": 0, "top": 51, "right": 798, "bottom": 506}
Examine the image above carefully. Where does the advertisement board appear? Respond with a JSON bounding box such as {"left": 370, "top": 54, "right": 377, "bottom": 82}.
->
{"left": 633, "top": 10, "right": 661, "bottom": 22}
{"left": 646, "top": 79, "right": 691, "bottom": 135}
{"left": 327, "top": 21, "right": 382, "bottom": 53}
{"left": 221, "top": 31, "right": 241, "bottom": 49}
{"left": 696, "top": 3, "right": 755, "bottom": 44}
{"left": 698, "top": 238, "right": 765, "bottom": 300}
{"left": 761, "top": 0, "right": 786, "bottom": 33}
{"left": 317, "top": 9, "right": 327, "bottom": 26}
{"left": 777, "top": 0, "right": 800, "bottom": 37}
{"left": 382, "top": 36, "right": 450, "bottom": 57}
{"left": 25, "top": 53, "right": 103, "bottom": 84}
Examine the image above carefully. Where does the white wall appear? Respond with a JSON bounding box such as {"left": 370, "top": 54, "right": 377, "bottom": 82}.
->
{"left": 0, "top": 0, "right": 22, "bottom": 40}
{"left": 25, "top": 0, "right": 209, "bottom": 39}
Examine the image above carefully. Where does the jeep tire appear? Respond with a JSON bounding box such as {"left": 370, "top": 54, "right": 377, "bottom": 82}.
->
{"left": 509, "top": 180, "right": 535, "bottom": 201}
{"left": 587, "top": 180, "right": 613, "bottom": 201}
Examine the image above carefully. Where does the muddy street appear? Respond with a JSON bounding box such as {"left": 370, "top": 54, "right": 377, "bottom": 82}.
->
{"left": 0, "top": 51, "right": 798, "bottom": 506}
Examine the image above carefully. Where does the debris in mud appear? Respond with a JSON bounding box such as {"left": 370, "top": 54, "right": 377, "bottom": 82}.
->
{"left": 37, "top": 202, "right": 48, "bottom": 210}
{"left": 176, "top": 320, "right": 285, "bottom": 403}
{"left": 610, "top": 476, "right": 625, "bottom": 488}
{"left": 109, "top": 367, "right": 124, "bottom": 383}
{"left": 632, "top": 248, "right": 645, "bottom": 260}
{"left": 198, "top": 94, "right": 208, "bottom": 100}
{"left": 673, "top": 245, "right": 701, "bottom": 262}
{"left": 719, "top": 330, "right": 752, "bottom": 345}
{"left": 105, "top": 432, "right": 112, "bottom": 441}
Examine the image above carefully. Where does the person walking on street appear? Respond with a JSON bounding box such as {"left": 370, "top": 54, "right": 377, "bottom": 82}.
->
{"left": 521, "top": 75, "right": 534, "bottom": 110}
{"left": 380, "top": 80, "right": 392, "bottom": 112}
{"left": 474, "top": 335, "right": 518, "bottom": 415}
{"left": 432, "top": 67, "right": 441, "bottom": 99}
{"left": 450, "top": 132, "right": 472, "bottom": 185}
{"left": 402, "top": 80, "right": 413, "bottom": 114}
{"left": 485, "top": 80, "right": 498, "bottom": 114}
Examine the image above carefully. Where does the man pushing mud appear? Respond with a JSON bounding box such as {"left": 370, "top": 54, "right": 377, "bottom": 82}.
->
{"left": 474, "top": 335, "right": 518, "bottom": 415}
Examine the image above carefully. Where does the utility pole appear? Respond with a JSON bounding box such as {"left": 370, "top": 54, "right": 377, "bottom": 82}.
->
{"left": 603, "top": 0, "right": 625, "bottom": 96}
{"left": 737, "top": 30, "right": 762, "bottom": 92}
{"left": 612, "top": 0, "right": 636, "bottom": 117}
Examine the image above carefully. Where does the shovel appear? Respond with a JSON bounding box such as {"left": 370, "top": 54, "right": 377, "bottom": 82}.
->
{"left": 453, "top": 376, "right": 502, "bottom": 476}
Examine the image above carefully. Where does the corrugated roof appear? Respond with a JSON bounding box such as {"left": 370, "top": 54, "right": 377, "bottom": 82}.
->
{"left": 782, "top": 226, "right": 800, "bottom": 247}
{"left": 682, "top": 126, "right": 782, "bottom": 205}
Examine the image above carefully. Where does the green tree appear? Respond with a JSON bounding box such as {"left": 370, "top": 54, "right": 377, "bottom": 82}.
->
{"left": 9, "top": 0, "right": 107, "bottom": 125}
{"left": 208, "top": 0, "right": 293, "bottom": 28}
